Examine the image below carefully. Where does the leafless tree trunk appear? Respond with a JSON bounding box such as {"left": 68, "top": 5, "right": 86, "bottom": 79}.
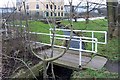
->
{"left": 107, "top": 0, "right": 118, "bottom": 38}
{"left": 118, "top": 3, "right": 120, "bottom": 38}
{"left": 86, "top": 1, "right": 89, "bottom": 24}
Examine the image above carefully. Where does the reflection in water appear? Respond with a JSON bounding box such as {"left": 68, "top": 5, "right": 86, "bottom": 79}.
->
{"left": 64, "top": 31, "right": 85, "bottom": 49}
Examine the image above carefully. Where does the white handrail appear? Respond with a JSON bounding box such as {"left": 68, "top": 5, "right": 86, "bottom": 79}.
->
{"left": 29, "top": 31, "right": 97, "bottom": 40}
{"left": 29, "top": 28, "right": 107, "bottom": 67}
{"left": 50, "top": 28, "right": 106, "bottom": 33}
{"left": 49, "top": 28, "right": 107, "bottom": 44}
{"left": 29, "top": 31, "right": 98, "bottom": 67}
{"left": 4, "top": 24, "right": 107, "bottom": 67}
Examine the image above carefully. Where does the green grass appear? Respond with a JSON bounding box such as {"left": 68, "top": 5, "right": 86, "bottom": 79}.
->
{"left": 98, "top": 38, "right": 119, "bottom": 61}
{"left": 29, "top": 21, "right": 50, "bottom": 33}
{"left": 71, "top": 68, "right": 118, "bottom": 79}
{"left": 29, "top": 21, "right": 50, "bottom": 43}
{"left": 13, "top": 20, "right": 51, "bottom": 43}
{"left": 28, "top": 20, "right": 63, "bottom": 44}
{"left": 62, "top": 19, "right": 108, "bottom": 31}
{"left": 16, "top": 20, "right": 63, "bottom": 44}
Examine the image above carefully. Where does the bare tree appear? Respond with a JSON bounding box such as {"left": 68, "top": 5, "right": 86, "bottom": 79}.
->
{"left": 107, "top": 0, "right": 119, "bottom": 38}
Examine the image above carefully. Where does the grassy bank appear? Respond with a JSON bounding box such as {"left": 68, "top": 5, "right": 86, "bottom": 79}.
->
{"left": 98, "top": 38, "right": 119, "bottom": 61}
{"left": 62, "top": 19, "right": 108, "bottom": 31}
{"left": 71, "top": 68, "right": 118, "bottom": 79}
{"left": 29, "top": 21, "right": 50, "bottom": 43}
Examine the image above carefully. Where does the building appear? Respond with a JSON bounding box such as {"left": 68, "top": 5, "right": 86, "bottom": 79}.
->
{"left": 16, "top": 0, "right": 64, "bottom": 18}
{"left": 64, "top": 4, "right": 107, "bottom": 18}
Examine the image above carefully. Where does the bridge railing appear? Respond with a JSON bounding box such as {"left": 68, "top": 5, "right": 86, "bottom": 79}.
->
{"left": 3, "top": 24, "right": 107, "bottom": 67}
{"left": 49, "top": 28, "right": 107, "bottom": 66}
{"left": 29, "top": 31, "right": 98, "bottom": 52}
{"left": 49, "top": 28, "right": 107, "bottom": 52}
{"left": 29, "top": 28, "right": 107, "bottom": 67}
{"left": 29, "top": 30, "right": 99, "bottom": 66}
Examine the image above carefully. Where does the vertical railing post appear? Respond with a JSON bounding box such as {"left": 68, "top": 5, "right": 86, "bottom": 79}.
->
{"left": 49, "top": 28, "right": 52, "bottom": 44}
{"left": 79, "top": 37, "right": 82, "bottom": 67}
{"left": 95, "top": 38, "right": 98, "bottom": 53}
{"left": 92, "top": 32, "right": 94, "bottom": 51}
{"left": 105, "top": 32, "right": 107, "bottom": 44}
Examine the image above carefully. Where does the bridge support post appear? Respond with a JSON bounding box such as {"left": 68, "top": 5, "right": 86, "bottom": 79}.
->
{"left": 79, "top": 51, "right": 82, "bottom": 68}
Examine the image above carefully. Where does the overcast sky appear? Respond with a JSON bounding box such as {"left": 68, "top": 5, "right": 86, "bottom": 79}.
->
{"left": 0, "top": 0, "right": 106, "bottom": 7}
{"left": 0, "top": 0, "right": 16, "bottom": 7}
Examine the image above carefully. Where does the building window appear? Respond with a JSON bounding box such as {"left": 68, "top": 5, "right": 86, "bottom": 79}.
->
{"left": 46, "top": 4, "right": 48, "bottom": 9}
{"left": 50, "top": 5, "right": 52, "bottom": 9}
{"left": 55, "top": 13, "right": 56, "bottom": 16}
{"left": 61, "top": 6, "right": 63, "bottom": 10}
{"left": 46, "top": 12, "right": 49, "bottom": 16}
{"left": 36, "top": 11, "right": 39, "bottom": 15}
{"left": 54, "top": 5, "right": 56, "bottom": 9}
{"left": 61, "top": 12, "right": 63, "bottom": 16}
{"left": 58, "top": 12, "right": 60, "bottom": 16}
{"left": 51, "top": 12, "right": 53, "bottom": 16}
{"left": 27, "top": 11, "right": 29, "bottom": 15}
{"left": 58, "top": 6, "right": 60, "bottom": 10}
{"left": 36, "top": 4, "right": 39, "bottom": 9}
{"left": 26, "top": 5, "right": 29, "bottom": 9}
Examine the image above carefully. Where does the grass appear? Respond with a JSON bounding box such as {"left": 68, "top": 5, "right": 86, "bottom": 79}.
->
{"left": 71, "top": 68, "right": 118, "bottom": 79}
{"left": 62, "top": 19, "right": 108, "bottom": 31}
{"left": 29, "top": 21, "right": 50, "bottom": 43}
{"left": 29, "top": 21, "right": 50, "bottom": 33}
{"left": 11, "top": 20, "right": 51, "bottom": 43}
{"left": 98, "top": 38, "right": 119, "bottom": 61}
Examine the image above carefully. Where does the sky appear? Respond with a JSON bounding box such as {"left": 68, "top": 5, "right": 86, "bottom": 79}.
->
{"left": 64, "top": 0, "right": 106, "bottom": 5}
{"left": 0, "top": 0, "right": 16, "bottom": 7}
{"left": 0, "top": 0, "right": 107, "bottom": 7}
